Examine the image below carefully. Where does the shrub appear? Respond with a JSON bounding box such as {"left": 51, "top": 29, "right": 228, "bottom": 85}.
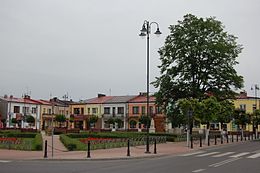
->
{"left": 32, "top": 133, "right": 43, "bottom": 150}
{"left": 60, "top": 134, "right": 86, "bottom": 151}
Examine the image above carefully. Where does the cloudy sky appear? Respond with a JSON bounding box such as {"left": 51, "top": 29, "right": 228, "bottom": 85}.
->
{"left": 0, "top": 0, "right": 259, "bottom": 101}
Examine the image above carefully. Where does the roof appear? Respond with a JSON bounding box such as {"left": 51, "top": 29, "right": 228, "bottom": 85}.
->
{"left": 83, "top": 96, "right": 114, "bottom": 104}
{"left": 104, "top": 96, "right": 136, "bottom": 104}
{"left": 0, "top": 96, "right": 42, "bottom": 105}
{"left": 129, "top": 95, "right": 156, "bottom": 103}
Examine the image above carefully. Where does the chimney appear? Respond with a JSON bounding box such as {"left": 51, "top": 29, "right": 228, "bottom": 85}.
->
{"left": 239, "top": 91, "right": 247, "bottom": 98}
{"left": 98, "top": 94, "right": 106, "bottom": 98}
{"left": 24, "top": 95, "right": 30, "bottom": 99}
{"left": 4, "top": 95, "right": 8, "bottom": 98}
{"left": 139, "top": 92, "right": 147, "bottom": 96}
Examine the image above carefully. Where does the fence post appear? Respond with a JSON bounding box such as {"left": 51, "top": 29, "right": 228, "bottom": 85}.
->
{"left": 208, "top": 135, "right": 210, "bottom": 146}
{"left": 232, "top": 134, "right": 234, "bottom": 143}
{"left": 44, "top": 140, "right": 48, "bottom": 158}
{"left": 199, "top": 136, "right": 202, "bottom": 147}
{"left": 226, "top": 134, "right": 229, "bottom": 143}
{"left": 241, "top": 133, "right": 243, "bottom": 141}
{"left": 215, "top": 135, "right": 217, "bottom": 145}
{"left": 244, "top": 134, "right": 247, "bottom": 141}
{"left": 87, "top": 141, "right": 91, "bottom": 158}
{"left": 127, "top": 139, "right": 130, "bottom": 156}
{"left": 221, "top": 135, "right": 223, "bottom": 144}
{"left": 154, "top": 138, "right": 157, "bottom": 154}
{"left": 190, "top": 136, "right": 193, "bottom": 149}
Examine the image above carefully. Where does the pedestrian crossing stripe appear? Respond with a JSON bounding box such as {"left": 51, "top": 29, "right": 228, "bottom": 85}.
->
{"left": 196, "top": 152, "right": 220, "bottom": 157}
{"left": 230, "top": 152, "right": 250, "bottom": 158}
{"left": 247, "top": 153, "right": 260, "bottom": 159}
{"left": 180, "top": 151, "right": 260, "bottom": 159}
{"left": 0, "top": 160, "right": 11, "bottom": 163}
{"left": 212, "top": 152, "right": 235, "bottom": 157}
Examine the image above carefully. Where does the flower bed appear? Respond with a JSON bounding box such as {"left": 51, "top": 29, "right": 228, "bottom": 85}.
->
{"left": 0, "top": 137, "right": 21, "bottom": 144}
{"left": 80, "top": 137, "right": 127, "bottom": 144}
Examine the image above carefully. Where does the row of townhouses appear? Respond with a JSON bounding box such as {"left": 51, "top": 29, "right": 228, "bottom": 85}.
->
{"left": 0, "top": 91, "right": 259, "bottom": 132}
{"left": 0, "top": 92, "right": 165, "bottom": 132}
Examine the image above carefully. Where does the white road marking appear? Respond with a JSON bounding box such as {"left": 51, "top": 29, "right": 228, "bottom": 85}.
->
{"left": 229, "top": 152, "right": 250, "bottom": 158}
{"left": 180, "top": 151, "right": 205, "bottom": 156}
{"left": 0, "top": 160, "right": 11, "bottom": 163}
{"left": 197, "top": 152, "right": 220, "bottom": 157}
{"left": 192, "top": 169, "right": 206, "bottom": 172}
{"left": 247, "top": 153, "right": 260, "bottom": 159}
{"left": 209, "top": 158, "right": 241, "bottom": 167}
{"left": 212, "top": 152, "right": 235, "bottom": 157}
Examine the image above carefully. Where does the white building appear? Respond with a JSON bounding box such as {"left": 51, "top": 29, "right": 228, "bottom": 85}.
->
{"left": 0, "top": 95, "right": 41, "bottom": 129}
{"left": 102, "top": 96, "right": 136, "bottom": 129}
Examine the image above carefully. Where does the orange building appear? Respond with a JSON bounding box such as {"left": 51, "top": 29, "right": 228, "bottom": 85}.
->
{"left": 128, "top": 93, "right": 165, "bottom": 132}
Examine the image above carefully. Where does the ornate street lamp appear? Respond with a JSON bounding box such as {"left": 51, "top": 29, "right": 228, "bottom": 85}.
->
{"left": 139, "top": 20, "right": 161, "bottom": 153}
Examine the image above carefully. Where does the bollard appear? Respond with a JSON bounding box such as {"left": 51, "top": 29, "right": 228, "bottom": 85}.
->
{"left": 227, "top": 134, "right": 229, "bottom": 143}
{"left": 221, "top": 135, "right": 223, "bottom": 144}
{"left": 215, "top": 135, "right": 217, "bottom": 145}
{"left": 244, "top": 134, "right": 247, "bottom": 141}
{"left": 241, "top": 133, "right": 243, "bottom": 141}
{"left": 44, "top": 140, "right": 48, "bottom": 158}
{"left": 208, "top": 136, "right": 210, "bottom": 146}
{"left": 87, "top": 141, "right": 91, "bottom": 158}
{"left": 232, "top": 134, "right": 234, "bottom": 143}
{"left": 199, "top": 136, "right": 202, "bottom": 147}
{"left": 127, "top": 139, "right": 130, "bottom": 156}
{"left": 237, "top": 133, "right": 239, "bottom": 142}
{"left": 154, "top": 138, "right": 157, "bottom": 154}
{"left": 190, "top": 136, "right": 193, "bottom": 149}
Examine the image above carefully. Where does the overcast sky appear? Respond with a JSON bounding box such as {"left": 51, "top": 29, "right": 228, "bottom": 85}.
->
{"left": 0, "top": 0, "right": 259, "bottom": 101}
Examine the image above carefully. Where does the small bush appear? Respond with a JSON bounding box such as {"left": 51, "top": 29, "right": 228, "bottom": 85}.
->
{"left": 32, "top": 133, "right": 43, "bottom": 150}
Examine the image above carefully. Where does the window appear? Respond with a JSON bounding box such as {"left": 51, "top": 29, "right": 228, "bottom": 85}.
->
{"left": 74, "top": 108, "right": 80, "bottom": 114}
{"left": 48, "top": 109, "right": 52, "bottom": 114}
{"left": 112, "top": 107, "right": 116, "bottom": 115}
{"left": 81, "top": 108, "right": 84, "bottom": 114}
{"left": 14, "top": 106, "right": 20, "bottom": 113}
{"left": 32, "top": 107, "right": 37, "bottom": 114}
{"left": 155, "top": 106, "right": 162, "bottom": 114}
{"left": 141, "top": 106, "right": 146, "bottom": 115}
{"left": 149, "top": 106, "right": 153, "bottom": 114}
{"left": 92, "top": 108, "right": 98, "bottom": 114}
{"left": 88, "top": 108, "right": 90, "bottom": 114}
{"left": 117, "top": 107, "right": 124, "bottom": 114}
{"left": 240, "top": 104, "right": 246, "bottom": 111}
{"left": 43, "top": 108, "right": 46, "bottom": 114}
{"left": 253, "top": 104, "right": 256, "bottom": 112}
{"left": 104, "top": 107, "right": 110, "bottom": 114}
{"left": 133, "top": 106, "right": 139, "bottom": 114}
{"left": 22, "top": 107, "right": 29, "bottom": 114}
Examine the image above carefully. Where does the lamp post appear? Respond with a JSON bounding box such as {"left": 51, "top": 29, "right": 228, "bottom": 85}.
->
{"left": 139, "top": 20, "right": 162, "bottom": 153}
{"left": 251, "top": 84, "right": 259, "bottom": 137}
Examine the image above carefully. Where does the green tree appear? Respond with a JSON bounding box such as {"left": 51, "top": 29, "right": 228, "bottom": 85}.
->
{"left": 89, "top": 115, "right": 98, "bottom": 128}
{"left": 11, "top": 118, "right": 17, "bottom": 127}
{"left": 233, "top": 109, "right": 250, "bottom": 131}
{"left": 26, "top": 115, "right": 35, "bottom": 127}
{"left": 114, "top": 118, "right": 123, "bottom": 128}
{"left": 196, "top": 97, "right": 220, "bottom": 129}
{"left": 139, "top": 115, "right": 151, "bottom": 128}
{"left": 55, "top": 114, "right": 66, "bottom": 127}
{"left": 216, "top": 100, "right": 235, "bottom": 130}
{"left": 252, "top": 109, "right": 260, "bottom": 133}
{"left": 153, "top": 14, "right": 243, "bottom": 111}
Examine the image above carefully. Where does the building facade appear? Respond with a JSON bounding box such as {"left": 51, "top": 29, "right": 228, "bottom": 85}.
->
{"left": 0, "top": 95, "right": 41, "bottom": 129}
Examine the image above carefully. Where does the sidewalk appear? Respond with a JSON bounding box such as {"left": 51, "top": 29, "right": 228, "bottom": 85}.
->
{"left": 0, "top": 141, "right": 191, "bottom": 160}
{"left": 0, "top": 134, "right": 249, "bottom": 161}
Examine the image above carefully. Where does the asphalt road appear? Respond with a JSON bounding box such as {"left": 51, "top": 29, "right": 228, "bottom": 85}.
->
{"left": 1, "top": 141, "right": 260, "bottom": 173}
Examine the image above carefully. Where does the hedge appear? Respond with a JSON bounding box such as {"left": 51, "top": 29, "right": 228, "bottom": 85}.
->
{"left": 32, "top": 133, "right": 43, "bottom": 150}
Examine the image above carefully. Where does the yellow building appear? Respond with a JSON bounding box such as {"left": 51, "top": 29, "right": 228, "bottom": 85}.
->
{"left": 39, "top": 97, "right": 71, "bottom": 130}
{"left": 232, "top": 91, "right": 260, "bottom": 132}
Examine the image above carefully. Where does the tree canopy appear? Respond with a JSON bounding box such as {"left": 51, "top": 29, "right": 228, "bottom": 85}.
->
{"left": 153, "top": 14, "right": 244, "bottom": 110}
